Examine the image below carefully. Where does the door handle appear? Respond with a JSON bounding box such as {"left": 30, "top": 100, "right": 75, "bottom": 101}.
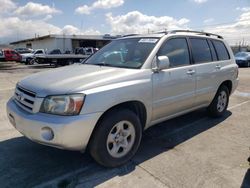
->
{"left": 215, "top": 65, "right": 221, "bottom": 70}
{"left": 186, "top": 69, "right": 195, "bottom": 75}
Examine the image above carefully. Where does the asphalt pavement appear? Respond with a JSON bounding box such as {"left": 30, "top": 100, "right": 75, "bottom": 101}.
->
{"left": 0, "top": 61, "right": 249, "bottom": 188}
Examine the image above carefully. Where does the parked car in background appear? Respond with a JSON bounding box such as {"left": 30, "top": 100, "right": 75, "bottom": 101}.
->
{"left": 3, "top": 49, "right": 21, "bottom": 62}
{"left": 75, "top": 47, "right": 98, "bottom": 56}
{"left": 15, "top": 48, "right": 33, "bottom": 54}
{"left": 7, "top": 30, "right": 238, "bottom": 167}
{"left": 49, "top": 49, "right": 62, "bottom": 55}
{"left": 0, "top": 49, "right": 5, "bottom": 61}
{"left": 235, "top": 52, "right": 250, "bottom": 67}
{"left": 64, "top": 50, "right": 71, "bottom": 54}
{"left": 21, "top": 49, "right": 45, "bottom": 64}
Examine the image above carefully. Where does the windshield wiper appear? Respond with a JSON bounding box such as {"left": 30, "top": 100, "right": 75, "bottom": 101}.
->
{"left": 85, "top": 62, "right": 114, "bottom": 67}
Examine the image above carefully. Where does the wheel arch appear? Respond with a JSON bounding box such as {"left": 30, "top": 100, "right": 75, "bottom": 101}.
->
{"left": 219, "top": 80, "right": 232, "bottom": 94}
{"left": 87, "top": 100, "right": 147, "bottom": 149}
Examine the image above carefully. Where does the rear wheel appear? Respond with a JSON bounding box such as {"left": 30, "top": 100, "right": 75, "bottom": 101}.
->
{"left": 89, "top": 109, "right": 142, "bottom": 167}
{"left": 25, "top": 58, "right": 33, "bottom": 65}
{"left": 207, "top": 85, "right": 229, "bottom": 117}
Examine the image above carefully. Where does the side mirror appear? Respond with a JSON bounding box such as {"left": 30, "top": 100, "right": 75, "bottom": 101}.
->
{"left": 153, "top": 56, "right": 170, "bottom": 72}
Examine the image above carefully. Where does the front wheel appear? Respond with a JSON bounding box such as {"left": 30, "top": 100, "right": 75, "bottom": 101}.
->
{"left": 89, "top": 109, "right": 142, "bottom": 167}
{"left": 207, "top": 85, "right": 229, "bottom": 117}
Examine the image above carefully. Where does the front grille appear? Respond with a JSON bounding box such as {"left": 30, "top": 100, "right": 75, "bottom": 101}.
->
{"left": 14, "top": 85, "right": 36, "bottom": 113}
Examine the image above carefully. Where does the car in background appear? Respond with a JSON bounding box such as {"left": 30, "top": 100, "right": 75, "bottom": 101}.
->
{"left": 3, "top": 49, "right": 21, "bottom": 62}
{"left": 49, "top": 49, "right": 62, "bottom": 54}
{"left": 21, "top": 49, "right": 45, "bottom": 64}
{"left": 235, "top": 52, "right": 250, "bottom": 67}
{"left": 15, "top": 48, "right": 33, "bottom": 54}
{"left": 0, "top": 49, "right": 5, "bottom": 61}
{"left": 75, "top": 47, "right": 98, "bottom": 56}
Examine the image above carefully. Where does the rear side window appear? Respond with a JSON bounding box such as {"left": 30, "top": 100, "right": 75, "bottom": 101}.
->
{"left": 212, "top": 40, "right": 230, "bottom": 60}
{"left": 158, "top": 38, "right": 190, "bottom": 67}
{"left": 189, "top": 38, "right": 212, "bottom": 63}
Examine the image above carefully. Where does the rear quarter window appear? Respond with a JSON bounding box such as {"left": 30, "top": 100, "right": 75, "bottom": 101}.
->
{"left": 212, "top": 40, "right": 230, "bottom": 61}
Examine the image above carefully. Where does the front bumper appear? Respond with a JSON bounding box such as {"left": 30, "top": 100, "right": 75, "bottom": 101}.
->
{"left": 6, "top": 98, "right": 102, "bottom": 151}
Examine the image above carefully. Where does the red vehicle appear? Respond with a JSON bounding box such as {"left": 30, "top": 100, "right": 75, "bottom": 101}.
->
{"left": 3, "top": 49, "right": 22, "bottom": 62}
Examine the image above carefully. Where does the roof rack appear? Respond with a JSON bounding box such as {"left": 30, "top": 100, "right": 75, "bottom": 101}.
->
{"left": 122, "top": 34, "right": 139, "bottom": 37}
{"left": 167, "top": 30, "right": 223, "bottom": 39}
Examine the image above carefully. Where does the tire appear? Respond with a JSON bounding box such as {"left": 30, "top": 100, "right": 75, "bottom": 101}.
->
{"left": 26, "top": 58, "right": 32, "bottom": 65}
{"left": 89, "top": 109, "right": 142, "bottom": 167}
{"left": 29, "top": 59, "right": 36, "bottom": 65}
{"left": 207, "top": 85, "right": 229, "bottom": 117}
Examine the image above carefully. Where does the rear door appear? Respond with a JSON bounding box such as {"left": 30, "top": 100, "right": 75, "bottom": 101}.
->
{"left": 152, "top": 37, "right": 196, "bottom": 121}
{"left": 188, "top": 37, "right": 220, "bottom": 106}
{"left": 4, "top": 50, "right": 10, "bottom": 60}
{"left": 11, "top": 51, "right": 19, "bottom": 61}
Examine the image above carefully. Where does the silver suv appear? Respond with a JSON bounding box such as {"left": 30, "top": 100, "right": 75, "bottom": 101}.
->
{"left": 7, "top": 30, "right": 239, "bottom": 167}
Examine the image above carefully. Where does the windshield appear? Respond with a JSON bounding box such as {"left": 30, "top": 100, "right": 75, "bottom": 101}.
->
{"left": 235, "top": 52, "right": 249, "bottom": 57}
{"left": 84, "top": 38, "right": 159, "bottom": 69}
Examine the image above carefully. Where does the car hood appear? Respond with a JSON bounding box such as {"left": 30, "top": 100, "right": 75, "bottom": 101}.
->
{"left": 18, "top": 64, "right": 149, "bottom": 97}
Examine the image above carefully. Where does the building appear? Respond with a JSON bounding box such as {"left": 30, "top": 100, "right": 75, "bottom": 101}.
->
{"left": 231, "top": 45, "right": 250, "bottom": 54}
{"left": 0, "top": 44, "right": 14, "bottom": 49}
{"left": 10, "top": 34, "right": 118, "bottom": 53}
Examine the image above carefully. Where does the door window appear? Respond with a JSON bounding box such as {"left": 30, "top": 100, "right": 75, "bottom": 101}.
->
{"left": 35, "top": 50, "right": 43, "bottom": 54}
{"left": 158, "top": 38, "right": 190, "bottom": 67}
{"left": 190, "top": 38, "right": 212, "bottom": 64}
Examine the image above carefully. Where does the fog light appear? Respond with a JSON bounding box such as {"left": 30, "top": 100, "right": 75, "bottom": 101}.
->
{"left": 41, "top": 127, "right": 54, "bottom": 141}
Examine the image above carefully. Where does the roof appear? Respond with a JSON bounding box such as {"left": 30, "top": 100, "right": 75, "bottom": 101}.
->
{"left": 10, "top": 34, "right": 118, "bottom": 45}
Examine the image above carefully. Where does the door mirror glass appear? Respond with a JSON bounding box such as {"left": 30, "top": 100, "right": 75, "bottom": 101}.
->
{"left": 157, "top": 56, "right": 170, "bottom": 70}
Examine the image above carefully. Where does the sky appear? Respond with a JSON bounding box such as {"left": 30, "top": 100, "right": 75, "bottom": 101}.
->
{"left": 0, "top": 0, "right": 249, "bottom": 45}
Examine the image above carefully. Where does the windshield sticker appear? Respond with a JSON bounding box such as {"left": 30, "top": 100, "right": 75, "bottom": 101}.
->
{"left": 139, "top": 38, "right": 158, "bottom": 43}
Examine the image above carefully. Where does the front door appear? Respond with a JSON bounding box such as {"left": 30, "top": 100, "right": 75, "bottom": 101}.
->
{"left": 152, "top": 37, "right": 196, "bottom": 121}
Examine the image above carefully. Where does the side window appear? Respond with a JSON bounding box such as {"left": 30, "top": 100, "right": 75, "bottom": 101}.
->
{"left": 208, "top": 40, "right": 217, "bottom": 61}
{"left": 212, "top": 40, "right": 230, "bottom": 60}
{"left": 35, "top": 50, "right": 43, "bottom": 54}
{"left": 189, "top": 38, "right": 212, "bottom": 63}
{"left": 158, "top": 38, "right": 190, "bottom": 67}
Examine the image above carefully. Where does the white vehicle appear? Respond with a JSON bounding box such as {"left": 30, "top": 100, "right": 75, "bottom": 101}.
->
{"left": 75, "top": 47, "right": 98, "bottom": 56}
{"left": 0, "top": 49, "right": 5, "bottom": 61}
{"left": 7, "top": 30, "right": 238, "bottom": 167}
{"left": 21, "top": 49, "right": 45, "bottom": 64}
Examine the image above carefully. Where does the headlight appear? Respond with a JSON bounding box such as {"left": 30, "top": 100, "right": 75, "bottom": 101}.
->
{"left": 40, "top": 94, "right": 85, "bottom": 115}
